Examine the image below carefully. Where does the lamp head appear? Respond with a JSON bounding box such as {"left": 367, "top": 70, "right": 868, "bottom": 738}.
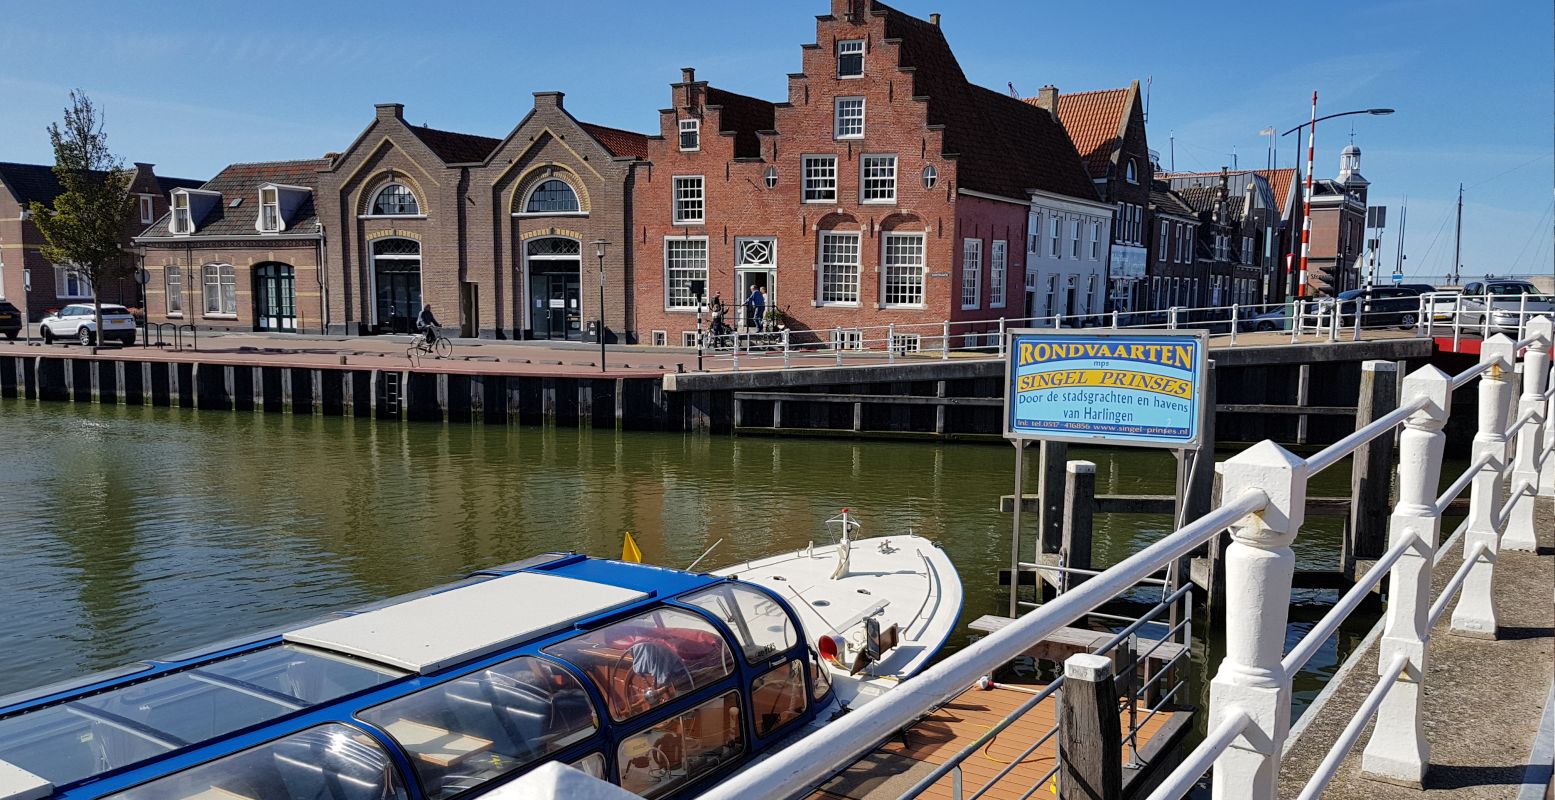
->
{"left": 1367, "top": 108, "right": 1395, "bottom": 116}
{"left": 591, "top": 238, "right": 609, "bottom": 259}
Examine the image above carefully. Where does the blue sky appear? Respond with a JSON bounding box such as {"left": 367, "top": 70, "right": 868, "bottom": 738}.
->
{"left": 2, "top": 0, "right": 1549, "bottom": 281}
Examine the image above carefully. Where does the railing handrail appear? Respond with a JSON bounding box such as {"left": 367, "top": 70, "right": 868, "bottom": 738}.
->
{"left": 697, "top": 487, "right": 1271, "bottom": 800}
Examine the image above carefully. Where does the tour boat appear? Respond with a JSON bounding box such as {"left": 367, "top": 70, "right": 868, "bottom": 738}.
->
{"left": 0, "top": 520, "right": 961, "bottom": 800}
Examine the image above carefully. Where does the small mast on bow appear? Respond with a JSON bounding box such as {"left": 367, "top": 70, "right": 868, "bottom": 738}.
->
{"left": 826, "top": 508, "right": 860, "bottom": 580}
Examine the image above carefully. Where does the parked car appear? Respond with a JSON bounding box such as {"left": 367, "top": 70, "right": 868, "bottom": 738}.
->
{"left": 1424, "top": 289, "right": 1463, "bottom": 322}
{"left": 1456, "top": 280, "right": 1555, "bottom": 335}
{"left": 1241, "top": 306, "right": 1290, "bottom": 332}
{"left": 0, "top": 301, "right": 21, "bottom": 340}
{"left": 1336, "top": 286, "right": 1424, "bottom": 329}
{"left": 39, "top": 303, "right": 137, "bottom": 346}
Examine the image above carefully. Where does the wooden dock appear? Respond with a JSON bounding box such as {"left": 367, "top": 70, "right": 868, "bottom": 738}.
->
{"left": 807, "top": 684, "right": 1184, "bottom": 800}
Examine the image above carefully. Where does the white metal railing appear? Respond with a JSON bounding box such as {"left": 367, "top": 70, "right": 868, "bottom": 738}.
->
{"left": 699, "top": 316, "right": 1555, "bottom": 800}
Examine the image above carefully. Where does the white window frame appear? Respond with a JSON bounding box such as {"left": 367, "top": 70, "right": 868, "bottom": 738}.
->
{"left": 55, "top": 265, "right": 90, "bottom": 299}
{"left": 880, "top": 231, "right": 925, "bottom": 308}
{"left": 672, "top": 175, "right": 705, "bottom": 225}
{"left": 1045, "top": 274, "right": 1058, "bottom": 320}
{"left": 138, "top": 195, "right": 155, "bottom": 224}
{"left": 1070, "top": 218, "right": 1081, "bottom": 259}
{"left": 259, "top": 187, "right": 281, "bottom": 232}
{"left": 369, "top": 183, "right": 421, "bottom": 217}
{"left": 833, "top": 97, "right": 865, "bottom": 140}
{"left": 859, "top": 154, "right": 896, "bottom": 204}
{"left": 679, "top": 118, "right": 700, "bottom": 152}
{"left": 990, "top": 240, "right": 1007, "bottom": 309}
{"left": 836, "top": 39, "right": 865, "bottom": 78}
{"left": 960, "top": 238, "right": 982, "bottom": 310}
{"left": 165, "top": 265, "right": 183, "bottom": 316}
{"left": 663, "top": 236, "right": 709, "bottom": 311}
{"left": 1090, "top": 220, "right": 1101, "bottom": 260}
{"left": 1027, "top": 212, "right": 1041, "bottom": 254}
{"left": 1158, "top": 223, "right": 1169, "bottom": 262}
{"left": 1049, "top": 213, "right": 1061, "bottom": 257}
{"left": 1126, "top": 159, "right": 1138, "bottom": 184}
{"left": 517, "top": 178, "right": 585, "bottom": 217}
{"left": 817, "top": 231, "right": 861, "bottom": 306}
{"left": 831, "top": 328, "right": 863, "bottom": 350}
{"left": 171, "top": 191, "right": 191, "bottom": 234}
{"left": 202, "top": 263, "right": 237, "bottom": 316}
{"left": 890, "top": 332, "right": 921, "bottom": 355}
{"left": 1085, "top": 274, "right": 1098, "bottom": 314}
{"left": 764, "top": 167, "right": 778, "bottom": 189}
{"left": 922, "top": 165, "right": 937, "bottom": 189}
{"left": 801, "top": 155, "right": 838, "bottom": 203}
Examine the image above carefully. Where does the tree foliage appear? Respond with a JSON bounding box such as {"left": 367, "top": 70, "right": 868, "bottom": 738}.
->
{"left": 28, "top": 91, "right": 134, "bottom": 350}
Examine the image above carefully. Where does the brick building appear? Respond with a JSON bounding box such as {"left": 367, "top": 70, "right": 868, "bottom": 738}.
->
{"left": 0, "top": 162, "right": 201, "bottom": 322}
{"left": 1302, "top": 144, "right": 1369, "bottom": 296}
{"left": 135, "top": 160, "right": 328, "bottom": 333}
{"left": 315, "top": 98, "right": 646, "bottom": 340}
{"left": 1146, "top": 180, "right": 1199, "bottom": 311}
{"left": 632, "top": 0, "right": 1095, "bottom": 349}
{"left": 1164, "top": 168, "right": 1293, "bottom": 305}
{"left": 1028, "top": 82, "right": 1153, "bottom": 312}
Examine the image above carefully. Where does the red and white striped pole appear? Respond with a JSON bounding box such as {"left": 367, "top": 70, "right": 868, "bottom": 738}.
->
{"left": 1297, "top": 91, "right": 1317, "bottom": 298}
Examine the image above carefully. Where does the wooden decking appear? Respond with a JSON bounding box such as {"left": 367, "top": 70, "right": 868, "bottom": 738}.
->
{"left": 808, "top": 684, "right": 1179, "bottom": 800}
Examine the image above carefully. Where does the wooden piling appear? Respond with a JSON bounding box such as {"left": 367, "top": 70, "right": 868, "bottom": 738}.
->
{"left": 1060, "top": 460, "right": 1097, "bottom": 592}
{"left": 1059, "top": 653, "right": 1122, "bottom": 800}
{"left": 1039, "top": 440, "right": 1069, "bottom": 554}
{"left": 1347, "top": 360, "right": 1399, "bottom": 579}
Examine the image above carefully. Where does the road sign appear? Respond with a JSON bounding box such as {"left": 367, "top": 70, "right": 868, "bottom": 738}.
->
{"left": 1391, "top": 273, "right": 1404, "bottom": 285}
{"left": 1003, "top": 328, "right": 1208, "bottom": 450}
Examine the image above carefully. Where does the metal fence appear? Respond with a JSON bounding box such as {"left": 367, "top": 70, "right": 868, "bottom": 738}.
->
{"left": 698, "top": 315, "right": 1555, "bottom": 800}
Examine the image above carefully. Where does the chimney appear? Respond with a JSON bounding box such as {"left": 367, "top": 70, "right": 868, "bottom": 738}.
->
{"left": 929, "top": 12, "right": 940, "bottom": 26}
{"left": 1033, "top": 85, "right": 1060, "bottom": 121}
{"left": 681, "top": 67, "right": 696, "bottom": 84}
{"left": 375, "top": 103, "right": 404, "bottom": 121}
{"left": 534, "top": 91, "right": 565, "bottom": 110}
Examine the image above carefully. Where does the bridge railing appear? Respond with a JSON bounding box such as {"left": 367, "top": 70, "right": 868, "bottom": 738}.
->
{"left": 698, "top": 316, "right": 1554, "bottom": 800}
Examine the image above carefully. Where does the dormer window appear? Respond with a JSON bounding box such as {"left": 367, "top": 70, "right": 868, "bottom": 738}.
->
{"left": 837, "top": 40, "right": 865, "bottom": 78}
{"left": 679, "top": 118, "right": 700, "bottom": 151}
{"left": 171, "top": 192, "right": 191, "bottom": 234}
{"left": 259, "top": 187, "right": 280, "bottom": 232}
{"left": 372, "top": 183, "right": 419, "bottom": 216}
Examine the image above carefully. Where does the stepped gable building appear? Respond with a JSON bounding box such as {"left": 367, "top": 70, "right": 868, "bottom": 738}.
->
{"left": 1146, "top": 180, "right": 1200, "bottom": 312}
{"left": 317, "top": 100, "right": 647, "bottom": 339}
{"left": 1169, "top": 169, "right": 1264, "bottom": 309}
{"left": 135, "top": 159, "right": 329, "bottom": 333}
{"left": 1027, "top": 82, "right": 1152, "bottom": 312}
{"left": 1165, "top": 167, "right": 1294, "bottom": 304}
{"left": 0, "top": 161, "right": 201, "bottom": 321}
{"left": 632, "top": 0, "right": 1096, "bottom": 348}
{"left": 471, "top": 92, "right": 647, "bottom": 342}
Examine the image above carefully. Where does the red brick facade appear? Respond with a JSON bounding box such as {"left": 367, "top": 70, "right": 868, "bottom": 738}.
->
{"left": 633, "top": 0, "right": 1095, "bottom": 346}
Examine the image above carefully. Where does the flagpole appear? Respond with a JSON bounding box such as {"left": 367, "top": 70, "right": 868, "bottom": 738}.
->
{"left": 1297, "top": 91, "right": 1317, "bottom": 298}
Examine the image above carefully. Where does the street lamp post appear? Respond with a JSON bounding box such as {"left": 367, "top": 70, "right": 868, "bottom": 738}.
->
{"left": 1280, "top": 105, "right": 1394, "bottom": 300}
{"left": 592, "top": 239, "right": 608, "bottom": 373}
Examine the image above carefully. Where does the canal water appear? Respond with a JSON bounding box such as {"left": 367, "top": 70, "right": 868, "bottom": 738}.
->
{"left": 0, "top": 397, "right": 1381, "bottom": 719}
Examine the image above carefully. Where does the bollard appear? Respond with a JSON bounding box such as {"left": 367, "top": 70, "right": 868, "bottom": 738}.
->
{"left": 1451, "top": 334, "right": 1517, "bottom": 638}
{"left": 1059, "top": 653, "right": 1122, "bottom": 800}
{"left": 1210, "top": 441, "right": 1305, "bottom": 800}
{"left": 1504, "top": 317, "right": 1551, "bottom": 550}
{"left": 1360, "top": 366, "right": 1452, "bottom": 784}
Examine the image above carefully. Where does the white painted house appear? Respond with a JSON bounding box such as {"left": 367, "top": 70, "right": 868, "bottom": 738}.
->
{"left": 1023, "top": 189, "right": 1115, "bottom": 324}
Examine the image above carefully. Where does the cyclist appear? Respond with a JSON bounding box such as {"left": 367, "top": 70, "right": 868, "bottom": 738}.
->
{"left": 416, "top": 303, "right": 441, "bottom": 345}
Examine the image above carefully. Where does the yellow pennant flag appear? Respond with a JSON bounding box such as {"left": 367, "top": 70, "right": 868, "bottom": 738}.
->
{"left": 622, "top": 531, "right": 643, "bottom": 563}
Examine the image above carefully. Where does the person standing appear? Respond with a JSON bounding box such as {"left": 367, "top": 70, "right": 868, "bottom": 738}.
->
{"left": 747, "top": 284, "right": 766, "bottom": 332}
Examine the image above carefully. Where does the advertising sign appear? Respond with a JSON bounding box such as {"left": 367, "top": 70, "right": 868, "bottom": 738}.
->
{"left": 1003, "top": 328, "right": 1208, "bottom": 449}
{"left": 1108, "top": 244, "right": 1148, "bottom": 279}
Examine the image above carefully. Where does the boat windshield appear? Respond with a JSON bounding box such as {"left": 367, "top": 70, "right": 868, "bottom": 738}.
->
{"left": 0, "top": 645, "right": 404, "bottom": 788}
{"left": 545, "top": 607, "right": 735, "bottom": 722}
{"left": 101, "top": 722, "right": 410, "bottom": 800}
{"left": 680, "top": 583, "right": 797, "bottom": 665}
{"left": 357, "top": 655, "right": 597, "bottom": 800}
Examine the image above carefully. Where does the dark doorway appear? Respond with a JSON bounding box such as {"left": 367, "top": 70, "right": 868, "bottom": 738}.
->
{"left": 253, "top": 263, "right": 296, "bottom": 332}
{"left": 372, "top": 238, "right": 421, "bottom": 334}
{"left": 526, "top": 238, "right": 582, "bottom": 340}
{"left": 460, "top": 281, "right": 478, "bottom": 338}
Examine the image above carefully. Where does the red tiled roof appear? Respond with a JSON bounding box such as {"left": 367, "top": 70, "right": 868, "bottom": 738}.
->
{"left": 1032, "top": 88, "right": 1131, "bottom": 180}
{"left": 408, "top": 125, "right": 502, "bottom": 164}
{"left": 1161, "top": 168, "right": 1297, "bottom": 215}
{"left": 874, "top": 1, "right": 1096, "bottom": 201}
{"left": 578, "top": 122, "right": 649, "bottom": 160}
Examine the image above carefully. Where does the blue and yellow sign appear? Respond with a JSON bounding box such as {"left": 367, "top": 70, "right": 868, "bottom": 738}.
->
{"left": 1003, "top": 330, "right": 1207, "bottom": 449}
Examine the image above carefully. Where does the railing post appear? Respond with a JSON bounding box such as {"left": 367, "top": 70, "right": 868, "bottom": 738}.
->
{"left": 942, "top": 320, "right": 950, "bottom": 361}
{"left": 1543, "top": 353, "right": 1555, "bottom": 498}
{"left": 1168, "top": 307, "right": 1178, "bottom": 330}
{"left": 887, "top": 323, "right": 897, "bottom": 365}
{"left": 1059, "top": 653, "right": 1122, "bottom": 800}
{"left": 1504, "top": 317, "right": 1551, "bottom": 550}
{"left": 1210, "top": 441, "right": 1305, "bottom": 800}
{"left": 1360, "top": 365, "right": 1452, "bottom": 785}
{"left": 782, "top": 328, "right": 791, "bottom": 370}
{"left": 834, "top": 326, "right": 843, "bottom": 367}
{"left": 1111, "top": 309, "right": 1119, "bottom": 329}
{"left": 1451, "top": 334, "right": 1517, "bottom": 638}
{"left": 1230, "top": 304, "right": 1239, "bottom": 345}
{"left": 998, "top": 317, "right": 1007, "bottom": 358}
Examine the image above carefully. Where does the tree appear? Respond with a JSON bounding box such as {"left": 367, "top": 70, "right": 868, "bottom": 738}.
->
{"left": 28, "top": 90, "right": 134, "bottom": 353}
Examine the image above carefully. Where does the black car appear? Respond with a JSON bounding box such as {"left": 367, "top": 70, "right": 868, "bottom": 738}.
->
{"left": 0, "top": 301, "right": 21, "bottom": 340}
{"left": 1337, "top": 286, "right": 1424, "bottom": 329}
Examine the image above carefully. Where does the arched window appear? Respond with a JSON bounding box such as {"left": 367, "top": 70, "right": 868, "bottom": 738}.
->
{"left": 372, "top": 183, "right": 419, "bottom": 216}
{"left": 524, "top": 179, "right": 580, "bottom": 214}
{"left": 1125, "top": 159, "right": 1138, "bottom": 184}
{"left": 764, "top": 167, "right": 778, "bottom": 189}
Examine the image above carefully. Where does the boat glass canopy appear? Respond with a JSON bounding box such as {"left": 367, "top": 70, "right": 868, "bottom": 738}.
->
{"left": 0, "top": 645, "right": 404, "bottom": 788}
{"left": 100, "top": 722, "right": 409, "bottom": 800}
{"left": 680, "top": 584, "right": 797, "bottom": 665}
{"left": 545, "top": 608, "right": 735, "bottom": 723}
{"left": 357, "top": 655, "right": 597, "bottom": 800}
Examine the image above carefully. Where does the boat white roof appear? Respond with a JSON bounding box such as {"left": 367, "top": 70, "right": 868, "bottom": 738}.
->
{"left": 285, "top": 572, "right": 647, "bottom": 674}
{"left": 0, "top": 757, "right": 50, "bottom": 800}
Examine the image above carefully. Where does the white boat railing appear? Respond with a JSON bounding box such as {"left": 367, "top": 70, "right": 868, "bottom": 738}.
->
{"left": 699, "top": 316, "right": 1555, "bottom": 800}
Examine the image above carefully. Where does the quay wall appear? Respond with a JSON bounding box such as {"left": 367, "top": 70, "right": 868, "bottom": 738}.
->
{"left": 0, "top": 353, "right": 680, "bottom": 430}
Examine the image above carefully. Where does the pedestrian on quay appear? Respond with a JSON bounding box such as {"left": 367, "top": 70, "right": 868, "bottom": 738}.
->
{"left": 747, "top": 284, "right": 766, "bottom": 332}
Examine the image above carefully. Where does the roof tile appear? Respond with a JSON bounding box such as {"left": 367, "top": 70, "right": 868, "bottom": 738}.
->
{"left": 139, "top": 159, "right": 329, "bottom": 239}
{"left": 407, "top": 125, "right": 502, "bottom": 164}
{"left": 1032, "top": 88, "right": 1131, "bottom": 180}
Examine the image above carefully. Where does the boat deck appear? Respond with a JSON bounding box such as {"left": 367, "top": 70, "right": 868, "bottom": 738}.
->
{"left": 807, "top": 684, "right": 1180, "bottom": 800}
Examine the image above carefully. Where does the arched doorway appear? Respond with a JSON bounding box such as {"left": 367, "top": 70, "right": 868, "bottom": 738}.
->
{"left": 525, "top": 237, "right": 581, "bottom": 340}
{"left": 372, "top": 238, "right": 421, "bottom": 334}
{"left": 253, "top": 262, "right": 296, "bottom": 332}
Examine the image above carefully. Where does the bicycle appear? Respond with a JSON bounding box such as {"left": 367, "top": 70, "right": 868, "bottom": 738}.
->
{"left": 407, "top": 326, "right": 453, "bottom": 364}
